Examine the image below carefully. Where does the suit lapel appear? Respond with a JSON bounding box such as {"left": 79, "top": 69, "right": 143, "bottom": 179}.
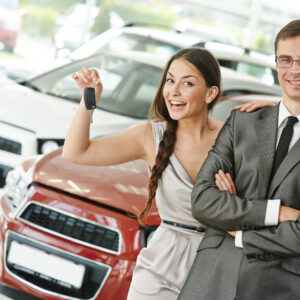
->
{"left": 268, "top": 137, "right": 300, "bottom": 197}
{"left": 256, "top": 105, "right": 279, "bottom": 198}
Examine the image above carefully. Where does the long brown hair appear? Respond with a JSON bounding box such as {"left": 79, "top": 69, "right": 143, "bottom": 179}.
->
{"left": 137, "top": 47, "right": 221, "bottom": 225}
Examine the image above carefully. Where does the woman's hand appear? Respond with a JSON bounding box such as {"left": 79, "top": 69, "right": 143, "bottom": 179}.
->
{"left": 279, "top": 206, "right": 300, "bottom": 223}
{"left": 215, "top": 169, "right": 236, "bottom": 195}
{"left": 235, "top": 100, "right": 275, "bottom": 112}
{"left": 72, "top": 66, "right": 103, "bottom": 104}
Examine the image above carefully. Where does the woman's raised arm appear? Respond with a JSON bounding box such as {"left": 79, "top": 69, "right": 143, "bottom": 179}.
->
{"left": 62, "top": 66, "right": 153, "bottom": 167}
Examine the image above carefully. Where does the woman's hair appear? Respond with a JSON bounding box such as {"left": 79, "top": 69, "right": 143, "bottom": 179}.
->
{"left": 275, "top": 19, "right": 300, "bottom": 54}
{"left": 137, "top": 47, "right": 221, "bottom": 225}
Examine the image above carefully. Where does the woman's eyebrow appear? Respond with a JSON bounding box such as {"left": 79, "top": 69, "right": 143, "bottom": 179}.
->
{"left": 167, "top": 71, "right": 197, "bottom": 79}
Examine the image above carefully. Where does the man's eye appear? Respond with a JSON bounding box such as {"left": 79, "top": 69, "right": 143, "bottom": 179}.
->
{"left": 279, "top": 57, "right": 292, "bottom": 63}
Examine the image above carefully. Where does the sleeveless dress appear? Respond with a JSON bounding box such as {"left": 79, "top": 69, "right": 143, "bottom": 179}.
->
{"left": 127, "top": 122, "right": 206, "bottom": 299}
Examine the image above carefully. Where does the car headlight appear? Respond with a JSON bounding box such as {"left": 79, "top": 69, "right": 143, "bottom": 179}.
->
{"left": 0, "top": 164, "right": 13, "bottom": 188}
{"left": 38, "top": 139, "right": 64, "bottom": 154}
{"left": 5, "top": 166, "right": 32, "bottom": 210}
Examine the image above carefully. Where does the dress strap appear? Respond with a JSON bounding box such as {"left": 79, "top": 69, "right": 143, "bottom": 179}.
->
{"left": 151, "top": 122, "right": 166, "bottom": 154}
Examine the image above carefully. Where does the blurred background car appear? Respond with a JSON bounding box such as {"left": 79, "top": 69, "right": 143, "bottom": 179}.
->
{"left": 53, "top": 3, "right": 99, "bottom": 55}
{"left": 0, "top": 50, "right": 282, "bottom": 192}
{"left": 0, "top": 0, "right": 25, "bottom": 52}
{"left": 173, "top": 19, "right": 238, "bottom": 46}
{"left": 0, "top": 92, "right": 280, "bottom": 299}
{"left": 5, "top": 24, "right": 279, "bottom": 88}
{"left": 67, "top": 24, "right": 279, "bottom": 86}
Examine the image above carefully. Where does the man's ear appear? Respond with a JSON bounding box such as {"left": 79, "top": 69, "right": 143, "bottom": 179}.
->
{"left": 205, "top": 86, "right": 219, "bottom": 104}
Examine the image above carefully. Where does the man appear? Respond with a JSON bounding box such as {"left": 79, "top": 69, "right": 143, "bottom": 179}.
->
{"left": 179, "top": 19, "right": 300, "bottom": 300}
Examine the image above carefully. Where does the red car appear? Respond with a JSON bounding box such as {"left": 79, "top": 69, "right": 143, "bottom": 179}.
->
{"left": 0, "top": 0, "right": 24, "bottom": 52}
{"left": 1, "top": 151, "right": 159, "bottom": 299}
{"left": 0, "top": 94, "right": 280, "bottom": 299}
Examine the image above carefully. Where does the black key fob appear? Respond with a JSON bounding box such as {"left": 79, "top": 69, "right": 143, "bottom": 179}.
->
{"left": 84, "top": 87, "right": 96, "bottom": 123}
{"left": 84, "top": 87, "right": 96, "bottom": 110}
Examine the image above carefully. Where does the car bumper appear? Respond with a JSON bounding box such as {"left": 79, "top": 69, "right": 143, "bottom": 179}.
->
{"left": 0, "top": 185, "right": 140, "bottom": 300}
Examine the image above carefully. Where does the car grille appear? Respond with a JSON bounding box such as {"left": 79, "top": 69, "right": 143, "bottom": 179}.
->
{"left": 0, "top": 137, "right": 21, "bottom": 154}
{"left": 5, "top": 231, "right": 111, "bottom": 300}
{"left": 19, "top": 202, "right": 121, "bottom": 255}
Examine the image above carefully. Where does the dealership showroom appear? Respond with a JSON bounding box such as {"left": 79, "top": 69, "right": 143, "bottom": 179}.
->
{"left": 0, "top": 0, "right": 299, "bottom": 299}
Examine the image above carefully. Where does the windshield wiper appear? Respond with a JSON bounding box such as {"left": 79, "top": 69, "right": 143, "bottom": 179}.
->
{"left": 19, "top": 81, "right": 42, "bottom": 92}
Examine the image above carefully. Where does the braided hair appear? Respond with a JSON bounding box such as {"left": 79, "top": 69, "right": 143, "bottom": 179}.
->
{"left": 137, "top": 47, "right": 221, "bottom": 225}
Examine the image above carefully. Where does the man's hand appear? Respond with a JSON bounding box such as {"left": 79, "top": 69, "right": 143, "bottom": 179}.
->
{"left": 279, "top": 206, "right": 300, "bottom": 223}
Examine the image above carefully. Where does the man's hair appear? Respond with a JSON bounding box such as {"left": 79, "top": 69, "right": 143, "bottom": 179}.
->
{"left": 275, "top": 19, "right": 300, "bottom": 54}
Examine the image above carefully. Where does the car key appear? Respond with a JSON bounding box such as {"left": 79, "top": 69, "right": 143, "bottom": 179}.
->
{"left": 84, "top": 87, "right": 96, "bottom": 123}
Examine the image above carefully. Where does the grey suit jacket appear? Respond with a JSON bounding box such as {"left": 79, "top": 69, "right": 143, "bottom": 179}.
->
{"left": 179, "top": 104, "right": 300, "bottom": 300}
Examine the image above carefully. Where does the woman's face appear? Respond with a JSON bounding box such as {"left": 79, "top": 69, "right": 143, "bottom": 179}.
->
{"left": 163, "top": 58, "right": 213, "bottom": 121}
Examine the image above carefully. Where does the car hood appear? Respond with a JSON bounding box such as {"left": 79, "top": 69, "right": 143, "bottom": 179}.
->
{"left": 0, "top": 81, "right": 144, "bottom": 139}
{"left": 33, "top": 149, "right": 151, "bottom": 215}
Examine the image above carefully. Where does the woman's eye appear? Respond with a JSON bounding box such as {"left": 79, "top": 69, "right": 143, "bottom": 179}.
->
{"left": 184, "top": 81, "right": 193, "bottom": 86}
{"left": 166, "top": 78, "right": 173, "bottom": 83}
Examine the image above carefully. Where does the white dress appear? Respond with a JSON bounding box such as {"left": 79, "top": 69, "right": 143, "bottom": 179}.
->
{"left": 127, "top": 122, "right": 206, "bottom": 299}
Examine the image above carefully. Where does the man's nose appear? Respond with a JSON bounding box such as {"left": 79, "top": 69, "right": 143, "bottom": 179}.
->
{"left": 291, "top": 59, "right": 300, "bottom": 73}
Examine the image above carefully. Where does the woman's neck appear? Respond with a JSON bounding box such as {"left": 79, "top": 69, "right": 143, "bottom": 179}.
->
{"left": 177, "top": 114, "right": 211, "bottom": 141}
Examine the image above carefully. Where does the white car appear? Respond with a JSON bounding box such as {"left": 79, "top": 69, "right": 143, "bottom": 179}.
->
{"left": 0, "top": 50, "right": 282, "bottom": 190}
{"left": 68, "top": 25, "right": 279, "bottom": 86}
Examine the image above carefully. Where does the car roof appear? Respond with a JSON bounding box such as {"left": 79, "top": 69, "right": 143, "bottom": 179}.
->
{"left": 120, "top": 25, "right": 200, "bottom": 47}
{"left": 97, "top": 26, "right": 276, "bottom": 68}
{"left": 69, "top": 25, "right": 277, "bottom": 74}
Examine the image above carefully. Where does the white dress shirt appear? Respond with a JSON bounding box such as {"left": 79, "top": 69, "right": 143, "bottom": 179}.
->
{"left": 235, "top": 101, "right": 300, "bottom": 248}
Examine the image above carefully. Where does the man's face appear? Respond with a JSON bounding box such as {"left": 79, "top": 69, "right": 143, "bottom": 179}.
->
{"left": 276, "top": 36, "right": 300, "bottom": 105}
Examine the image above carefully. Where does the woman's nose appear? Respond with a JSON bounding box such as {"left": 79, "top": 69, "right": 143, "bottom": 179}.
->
{"left": 171, "top": 82, "right": 180, "bottom": 95}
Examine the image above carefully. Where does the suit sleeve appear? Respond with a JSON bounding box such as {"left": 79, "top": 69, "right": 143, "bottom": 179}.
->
{"left": 242, "top": 216, "right": 300, "bottom": 259}
{"left": 191, "top": 110, "right": 268, "bottom": 231}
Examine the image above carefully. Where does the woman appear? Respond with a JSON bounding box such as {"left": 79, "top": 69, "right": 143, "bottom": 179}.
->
{"left": 62, "top": 47, "right": 272, "bottom": 299}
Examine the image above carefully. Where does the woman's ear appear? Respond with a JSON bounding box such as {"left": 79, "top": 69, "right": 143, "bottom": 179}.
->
{"left": 205, "top": 86, "right": 219, "bottom": 104}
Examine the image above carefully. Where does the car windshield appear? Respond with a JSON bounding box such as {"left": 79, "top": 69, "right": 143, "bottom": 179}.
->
{"left": 0, "top": 0, "right": 17, "bottom": 10}
{"left": 218, "top": 59, "right": 278, "bottom": 86}
{"left": 27, "top": 54, "right": 162, "bottom": 119}
{"left": 236, "top": 62, "right": 278, "bottom": 86}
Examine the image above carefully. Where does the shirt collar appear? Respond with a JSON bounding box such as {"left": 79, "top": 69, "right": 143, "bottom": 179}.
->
{"left": 278, "top": 101, "right": 300, "bottom": 128}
